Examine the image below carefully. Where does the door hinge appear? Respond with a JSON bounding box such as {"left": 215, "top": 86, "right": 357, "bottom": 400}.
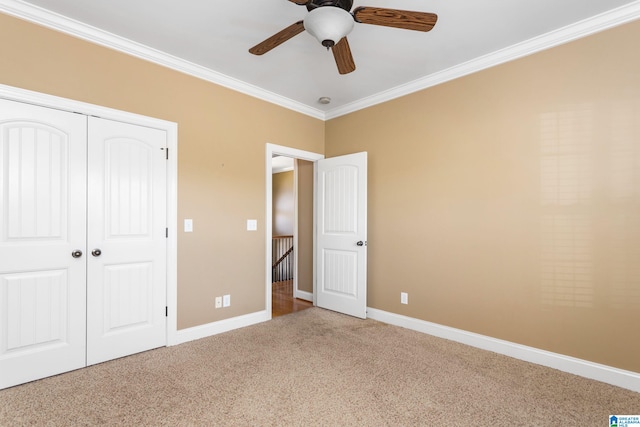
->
{"left": 166, "top": 227, "right": 168, "bottom": 238}
{"left": 165, "top": 306, "right": 168, "bottom": 317}
{"left": 165, "top": 147, "right": 169, "bottom": 160}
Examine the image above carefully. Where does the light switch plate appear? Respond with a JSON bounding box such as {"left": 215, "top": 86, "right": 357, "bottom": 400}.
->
{"left": 184, "top": 219, "right": 193, "bottom": 232}
{"left": 223, "top": 294, "right": 230, "bottom": 307}
{"left": 401, "top": 292, "right": 408, "bottom": 305}
{"left": 247, "top": 219, "right": 257, "bottom": 231}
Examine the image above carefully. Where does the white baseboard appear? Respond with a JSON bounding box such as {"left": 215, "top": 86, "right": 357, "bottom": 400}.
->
{"left": 170, "top": 310, "right": 270, "bottom": 346}
{"left": 294, "top": 290, "right": 313, "bottom": 302}
{"left": 367, "top": 308, "right": 640, "bottom": 393}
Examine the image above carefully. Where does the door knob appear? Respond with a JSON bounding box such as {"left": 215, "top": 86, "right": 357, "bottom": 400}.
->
{"left": 356, "top": 241, "right": 365, "bottom": 246}
{"left": 71, "top": 250, "right": 83, "bottom": 258}
{"left": 91, "top": 249, "right": 102, "bottom": 257}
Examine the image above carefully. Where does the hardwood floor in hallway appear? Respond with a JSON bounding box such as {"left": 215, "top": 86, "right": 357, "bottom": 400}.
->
{"left": 272, "top": 280, "right": 313, "bottom": 317}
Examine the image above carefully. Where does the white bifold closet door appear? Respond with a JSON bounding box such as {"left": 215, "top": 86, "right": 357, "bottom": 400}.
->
{"left": 0, "top": 99, "right": 167, "bottom": 389}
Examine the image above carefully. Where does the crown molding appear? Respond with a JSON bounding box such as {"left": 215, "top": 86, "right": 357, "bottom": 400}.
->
{"left": 2, "top": 0, "right": 639, "bottom": 122}
{"left": 0, "top": 0, "right": 326, "bottom": 120}
{"left": 325, "top": 1, "right": 640, "bottom": 120}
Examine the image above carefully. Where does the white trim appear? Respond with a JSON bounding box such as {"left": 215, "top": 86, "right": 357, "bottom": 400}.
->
{"left": 165, "top": 121, "right": 179, "bottom": 346}
{"left": 326, "top": 2, "right": 640, "bottom": 119}
{"left": 367, "top": 308, "right": 640, "bottom": 393}
{"left": 312, "top": 161, "right": 318, "bottom": 307}
{"left": 0, "top": 83, "right": 180, "bottom": 349}
{"left": 293, "top": 159, "right": 300, "bottom": 299}
{"left": 2, "top": 0, "right": 638, "bottom": 121}
{"left": 266, "top": 143, "right": 323, "bottom": 318}
{"left": 294, "top": 290, "right": 313, "bottom": 302}
{"left": 0, "top": 83, "right": 175, "bottom": 130}
{"left": 273, "top": 167, "right": 294, "bottom": 174}
{"left": 0, "top": 0, "right": 324, "bottom": 120}
{"left": 172, "top": 311, "right": 270, "bottom": 346}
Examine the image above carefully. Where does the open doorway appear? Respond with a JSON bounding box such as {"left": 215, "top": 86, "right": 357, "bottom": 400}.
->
{"left": 271, "top": 156, "right": 313, "bottom": 317}
{"left": 265, "top": 144, "right": 324, "bottom": 319}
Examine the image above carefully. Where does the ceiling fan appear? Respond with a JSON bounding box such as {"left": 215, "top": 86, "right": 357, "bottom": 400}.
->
{"left": 249, "top": 0, "right": 438, "bottom": 75}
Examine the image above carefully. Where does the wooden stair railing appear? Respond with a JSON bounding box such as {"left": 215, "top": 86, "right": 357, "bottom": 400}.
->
{"left": 272, "top": 235, "right": 294, "bottom": 283}
{"left": 272, "top": 246, "right": 294, "bottom": 269}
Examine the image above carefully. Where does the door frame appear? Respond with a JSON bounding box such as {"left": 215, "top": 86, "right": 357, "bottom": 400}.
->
{"left": 265, "top": 143, "right": 323, "bottom": 317}
{"left": 0, "top": 83, "right": 180, "bottom": 345}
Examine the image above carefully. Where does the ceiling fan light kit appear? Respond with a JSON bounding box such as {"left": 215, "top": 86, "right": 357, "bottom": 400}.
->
{"left": 249, "top": 0, "right": 438, "bottom": 75}
{"left": 304, "top": 6, "right": 354, "bottom": 48}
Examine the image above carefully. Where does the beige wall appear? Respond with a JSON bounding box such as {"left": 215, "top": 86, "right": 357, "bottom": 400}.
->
{"left": 326, "top": 20, "right": 640, "bottom": 372}
{"left": 0, "top": 13, "right": 324, "bottom": 330}
{"left": 272, "top": 171, "right": 294, "bottom": 236}
{"left": 296, "top": 160, "right": 314, "bottom": 293}
{"left": 3, "top": 11, "right": 639, "bottom": 374}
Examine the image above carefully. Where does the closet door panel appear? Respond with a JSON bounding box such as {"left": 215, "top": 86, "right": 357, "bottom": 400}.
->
{"left": 0, "top": 99, "right": 87, "bottom": 389}
{"left": 86, "top": 117, "right": 167, "bottom": 366}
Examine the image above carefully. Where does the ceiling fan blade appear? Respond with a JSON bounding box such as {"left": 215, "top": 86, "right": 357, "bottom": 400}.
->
{"left": 288, "top": 0, "right": 308, "bottom": 4}
{"left": 249, "top": 21, "right": 305, "bottom": 55}
{"left": 353, "top": 7, "right": 438, "bottom": 32}
{"left": 331, "top": 37, "right": 356, "bottom": 75}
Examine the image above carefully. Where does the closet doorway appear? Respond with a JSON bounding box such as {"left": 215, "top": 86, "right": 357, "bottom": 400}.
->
{"left": 0, "top": 96, "right": 171, "bottom": 389}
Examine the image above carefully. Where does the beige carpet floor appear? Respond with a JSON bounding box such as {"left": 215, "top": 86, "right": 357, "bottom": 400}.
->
{"left": 1, "top": 307, "right": 639, "bottom": 426}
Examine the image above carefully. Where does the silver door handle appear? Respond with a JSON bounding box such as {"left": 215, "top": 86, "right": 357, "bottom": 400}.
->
{"left": 91, "top": 249, "right": 102, "bottom": 257}
{"left": 356, "top": 241, "right": 366, "bottom": 246}
{"left": 71, "top": 250, "right": 83, "bottom": 258}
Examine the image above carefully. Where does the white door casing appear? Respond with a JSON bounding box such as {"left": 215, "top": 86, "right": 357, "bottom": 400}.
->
{"left": 265, "top": 143, "right": 324, "bottom": 317}
{"left": 315, "top": 152, "right": 368, "bottom": 319}
{"left": 86, "top": 117, "right": 167, "bottom": 366}
{"left": 0, "top": 99, "right": 87, "bottom": 389}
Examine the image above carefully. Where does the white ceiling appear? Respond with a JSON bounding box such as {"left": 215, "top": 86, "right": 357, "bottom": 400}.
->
{"left": 2, "top": 0, "right": 639, "bottom": 119}
{"left": 272, "top": 156, "right": 295, "bottom": 174}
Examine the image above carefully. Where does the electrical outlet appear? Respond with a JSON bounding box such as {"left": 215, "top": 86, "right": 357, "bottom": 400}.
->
{"left": 223, "top": 294, "right": 231, "bottom": 307}
{"left": 215, "top": 296, "right": 222, "bottom": 308}
{"left": 401, "top": 292, "right": 408, "bottom": 305}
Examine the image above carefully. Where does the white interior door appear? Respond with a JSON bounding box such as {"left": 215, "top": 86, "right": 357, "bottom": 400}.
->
{"left": 86, "top": 117, "right": 167, "bottom": 366}
{"left": 0, "top": 99, "right": 87, "bottom": 389}
{"left": 316, "top": 152, "right": 367, "bottom": 319}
